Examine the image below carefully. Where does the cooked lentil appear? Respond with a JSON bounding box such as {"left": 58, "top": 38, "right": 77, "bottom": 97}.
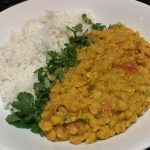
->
{"left": 39, "top": 23, "right": 150, "bottom": 144}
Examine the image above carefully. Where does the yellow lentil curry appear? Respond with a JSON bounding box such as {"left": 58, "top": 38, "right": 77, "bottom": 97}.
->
{"left": 39, "top": 23, "right": 150, "bottom": 144}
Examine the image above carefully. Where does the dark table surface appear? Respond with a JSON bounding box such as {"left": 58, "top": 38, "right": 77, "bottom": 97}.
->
{"left": 0, "top": 0, "right": 150, "bottom": 150}
{"left": 0, "top": 0, "right": 150, "bottom": 12}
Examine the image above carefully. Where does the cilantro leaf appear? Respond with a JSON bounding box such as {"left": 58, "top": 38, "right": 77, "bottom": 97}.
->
{"left": 6, "top": 114, "right": 21, "bottom": 123}
{"left": 82, "top": 14, "right": 106, "bottom": 31}
{"left": 67, "top": 24, "right": 83, "bottom": 37}
{"left": 10, "top": 120, "right": 31, "bottom": 129}
{"left": 17, "top": 92, "right": 34, "bottom": 103}
{"left": 24, "top": 114, "right": 34, "bottom": 122}
{"left": 92, "top": 23, "right": 106, "bottom": 31}
{"left": 72, "top": 24, "right": 83, "bottom": 32}
{"left": 82, "top": 14, "right": 93, "bottom": 24}
{"left": 36, "top": 68, "right": 47, "bottom": 82}
{"left": 31, "top": 123, "right": 42, "bottom": 134}
{"left": 47, "top": 51, "right": 60, "bottom": 59}
{"left": 44, "top": 77, "right": 52, "bottom": 89}
{"left": 12, "top": 92, "right": 34, "bottom": 111}
{"left": 54, "top": 69, "right": 65, "bottom": 79}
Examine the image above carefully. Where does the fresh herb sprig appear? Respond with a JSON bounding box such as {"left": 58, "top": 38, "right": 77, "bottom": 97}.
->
{"left": 6, "top": 21, "right": 90, "bottom": 134}
{"left": 82, "top": 14, "right": 106, "bottom": 31}
{"left": 6, "top": 92, "right": 42, "bottom": 134}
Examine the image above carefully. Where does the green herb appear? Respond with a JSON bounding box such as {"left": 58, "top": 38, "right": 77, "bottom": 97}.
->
{"left": 6, "top": 92, "right": 43, "bottom": 134}
{"left": 82, "top": 14, "right": 93, "bottom": 24}
{"left": 66, "top": 23, "right": 83, "bottom": 37}
{"left": 82, "top": 13, "right": 106, "bottom": 31}
{"left": 92, "top": 23, "right": 106, "bottom": 31}
{"left": 12, "top": 92, "right": 34, "bottom": 111}
{"left": 6, "top": 114, "right": 20, "bottom": 123}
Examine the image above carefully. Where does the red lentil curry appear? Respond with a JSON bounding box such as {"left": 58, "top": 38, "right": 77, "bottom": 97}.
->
{"left": 39, "top": 23, "right": 150, "bottom": 144}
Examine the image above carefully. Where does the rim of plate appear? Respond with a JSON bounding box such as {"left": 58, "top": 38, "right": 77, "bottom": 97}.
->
{"left": 0, "top": 0, "right": 150, "bottom": 150}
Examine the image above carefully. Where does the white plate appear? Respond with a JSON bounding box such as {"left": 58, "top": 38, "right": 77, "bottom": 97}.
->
{"left": 0, "top": 0, "right": 150, "bottom": 150}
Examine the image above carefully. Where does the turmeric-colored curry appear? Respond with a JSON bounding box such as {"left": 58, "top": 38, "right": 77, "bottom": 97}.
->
{"left": 39, "top": 23, "right": 150, "bottom": 144}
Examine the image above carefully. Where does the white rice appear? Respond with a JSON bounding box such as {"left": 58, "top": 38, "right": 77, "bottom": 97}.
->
{"left": 0, "top": 10, "right": 95, "bottom": 104}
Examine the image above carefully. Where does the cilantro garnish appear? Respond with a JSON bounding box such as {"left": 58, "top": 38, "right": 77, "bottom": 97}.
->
{"left": 6, "top": 92, "right": 42, "bottom": 134}
{"left": 82, "top": 13, "right": 106, "bottom": 31}
{"left": 66, "top": 24, "right": 83, "bottom": 37}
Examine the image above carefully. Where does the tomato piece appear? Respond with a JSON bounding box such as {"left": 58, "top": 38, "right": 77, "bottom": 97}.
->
{"left": 88, "top": 32, "right": 96, "bottom": 40}
{"left": 123, "top": 62, "right": 138, "bottom": 74}
{"left": 116, "top": 41, "right": 123, "bottom": 47}
{"left": 101, "top": 103, "right": 112, "bottom": 116}
{"left": 69, "top": 122, "right": 83, "bottom": 134}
